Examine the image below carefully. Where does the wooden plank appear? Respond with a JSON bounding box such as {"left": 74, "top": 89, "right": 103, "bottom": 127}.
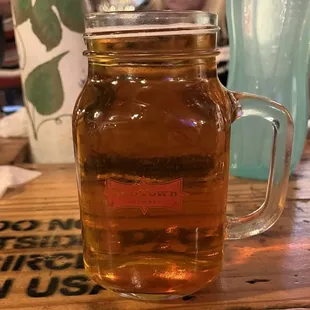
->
{"left": 0, "top": 143, "right": 310, "bottom": 309}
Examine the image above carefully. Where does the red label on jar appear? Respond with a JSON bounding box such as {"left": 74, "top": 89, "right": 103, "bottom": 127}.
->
{"left": 104, "top": 178, "right": 186, "bottom": 215}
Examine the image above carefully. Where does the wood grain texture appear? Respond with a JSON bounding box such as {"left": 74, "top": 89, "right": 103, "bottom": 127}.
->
{"left": 0, "top": 142, "right": 310, "bottom": 309}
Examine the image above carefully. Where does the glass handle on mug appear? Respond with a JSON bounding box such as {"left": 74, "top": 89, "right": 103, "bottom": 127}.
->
{"left": 226, "top": 91, "right": 294, "bottom": 240}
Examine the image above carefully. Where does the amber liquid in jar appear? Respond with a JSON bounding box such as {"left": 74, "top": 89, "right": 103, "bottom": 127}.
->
{"left": 73, "top": 25, "right": 233, "bottom": 299}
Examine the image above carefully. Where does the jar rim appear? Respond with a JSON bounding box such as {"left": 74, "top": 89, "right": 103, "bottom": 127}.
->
{"left": 84, "top": 10, "right": 219, "bottom": 38}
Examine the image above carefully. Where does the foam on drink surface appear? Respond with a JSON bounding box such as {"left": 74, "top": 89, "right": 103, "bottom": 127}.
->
{"left": 85, "top": 23, "right": 217, "bottom": 38}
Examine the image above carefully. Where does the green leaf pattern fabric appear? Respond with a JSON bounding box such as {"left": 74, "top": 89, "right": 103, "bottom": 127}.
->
{"left": 13, "top": 0, "right": 84, "bottom": 119}
{"left": 31, "top": 0, "right": 63, "bottom": 51}
{"left": 25, "top": 52, "right": 69, "bottom": 116}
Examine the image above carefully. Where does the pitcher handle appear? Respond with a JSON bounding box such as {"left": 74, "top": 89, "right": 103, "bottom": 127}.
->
{"left": 226, "top": 91, "right": 294, "bottom": 240}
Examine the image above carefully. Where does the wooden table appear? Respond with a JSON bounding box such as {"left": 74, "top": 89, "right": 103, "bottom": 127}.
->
{"left": 1, "top": 144, "right": 310, "bottom": 310}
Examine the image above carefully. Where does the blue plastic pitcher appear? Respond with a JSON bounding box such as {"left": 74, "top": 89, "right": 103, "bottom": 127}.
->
{"left": 227, "top": 0, "right": 310, "bottom": 180}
